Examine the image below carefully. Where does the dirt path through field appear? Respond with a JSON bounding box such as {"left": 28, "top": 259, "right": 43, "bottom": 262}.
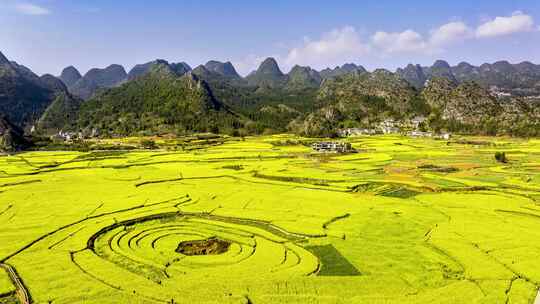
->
{"left": 0, "top": 263, "right": 31, "bottom": 304}
{"left": 535, "top": 289, "right": 540, "bottom": 304}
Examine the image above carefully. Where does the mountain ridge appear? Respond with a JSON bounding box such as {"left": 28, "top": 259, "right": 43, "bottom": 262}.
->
{"left": 59, "top": 66, "right": 82, "bottom": 88}
{"left": 2, "top": 49, "right": 539, "bottom": 138}
{"left": 49, "top": 56, "right": 540, "bottom": 98}
{"left": 69, "top": 64, "right": 127, "bottom": 100}
{"left": 246, "top": 57, "right": 289, "bottom": 89}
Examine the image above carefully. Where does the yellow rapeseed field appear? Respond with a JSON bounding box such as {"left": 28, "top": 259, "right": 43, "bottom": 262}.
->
{"left": 0, "top": 135, "right": 539, "bottom": 303}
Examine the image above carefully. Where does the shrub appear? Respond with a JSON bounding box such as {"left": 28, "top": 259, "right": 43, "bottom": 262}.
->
{"left": 494, "top": 152, "right": 508, "bottom": 163}
{"left": 141, "top": 139, "right": 158, "bottom": 150}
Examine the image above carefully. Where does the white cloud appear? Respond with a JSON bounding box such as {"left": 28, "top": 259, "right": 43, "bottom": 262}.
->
{"left": 371, "top": 21, "right": 474, "bottom": 55}
{"left": 429, "top": 21, "right": 473, "bottom": 46}
{"left": 371, "top": 29, "right": 428, "bottom": 54}
{"left": 15, "top": 3, "right": 50, "bottom": 15}
{"left": 234, "top": 27, "right": 371, "bottom": 74}
{"left": 283, "top": 26, "right": 370, "bottom": 70}
{"left": 476, "top": 11, "right": 535, "bottom": 38}
{"left": 235, "top": 11, "right": 538, "bottom": 71}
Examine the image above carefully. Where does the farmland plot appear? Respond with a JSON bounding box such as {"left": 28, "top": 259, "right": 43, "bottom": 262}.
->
{"left": 0, "top": 135, "right": 539, "bottom": 303}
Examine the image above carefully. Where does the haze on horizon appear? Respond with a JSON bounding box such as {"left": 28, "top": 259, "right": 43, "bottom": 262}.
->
{"left": 1, "top": 0, "right": 539, "bottom": 76}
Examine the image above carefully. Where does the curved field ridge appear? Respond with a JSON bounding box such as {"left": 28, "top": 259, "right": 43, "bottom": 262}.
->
{"left": 87, "top": 213, "right": 320, "bottom": 289}
{"left": 3, "top": 203, "right": 321, "bottom": 303}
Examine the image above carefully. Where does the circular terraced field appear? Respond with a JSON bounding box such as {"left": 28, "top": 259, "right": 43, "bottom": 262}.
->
{"left": 86, "top": 214, "right": 320, "bottom": 285}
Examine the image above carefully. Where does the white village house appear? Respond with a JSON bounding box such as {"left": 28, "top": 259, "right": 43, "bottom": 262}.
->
{"left": 51, "top": 130, "right": 82, "bottom": 142}
{"left": 410, "top": 116, "right": 427, "bottom": 130}
{"left": 311, "top": 142, "right": 354, "bottom": 153}
{"left": 338, "top": 128, "right": 378, "bottom": 137}
{"left": 409, "top": 131, "right": 433, "bottom": 138}
{"left": 338, "top": 116, "right": 451, "bottom": 139}
{"left": 379, "top": 119, "right": 399, "bottom": 134}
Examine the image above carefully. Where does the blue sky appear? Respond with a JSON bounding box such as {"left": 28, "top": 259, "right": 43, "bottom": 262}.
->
{"left": 1, "top": 0, "right": 539, "bottom": 75}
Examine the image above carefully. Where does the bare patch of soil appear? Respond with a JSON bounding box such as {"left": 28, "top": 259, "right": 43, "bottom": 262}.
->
{"left": 176, "top": 238, "right": 231, "bottom": 256}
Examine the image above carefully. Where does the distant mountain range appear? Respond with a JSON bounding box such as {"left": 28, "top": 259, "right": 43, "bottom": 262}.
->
{"left": 0, "top": 49, "right": 539, "bottom": 139}
{"left": 397, "top": 60, "right": 540, "bottom": 96}
{"left": 54, "top": 57, "right": 540, "bottom": 102}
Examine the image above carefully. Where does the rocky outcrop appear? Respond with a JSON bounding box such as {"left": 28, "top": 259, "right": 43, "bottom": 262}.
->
{"left": 69, "top": 64, "right": 127, "bottom": 100}
{"left": 396, "top": 64, "right": 427, "bottom": 90}
{"left": 204, "top": 61, "right": 241, "bottom": 79}
{"left": 0, "top": 115, "right": 30, "bottom": 152}
{"left": 320, "top": 63, "right": 367, "bottom": 79}
{"left": 246, "top": 57, "right": 289, "bottom": 88}
{"left": 59, "top": 66, "right": 82, "bottom": 87}
{"left": 286, "top": 65, "right": 322, "bottom": 89}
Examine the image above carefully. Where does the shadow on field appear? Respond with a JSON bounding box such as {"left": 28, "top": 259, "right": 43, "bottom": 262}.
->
{"left": 306, "top": 245, "right": 361, "bottom": 276}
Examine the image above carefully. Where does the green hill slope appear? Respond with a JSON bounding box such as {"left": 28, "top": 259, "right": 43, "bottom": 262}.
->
{"left": 77, "top": 64, "right": 241, "bottom": 136}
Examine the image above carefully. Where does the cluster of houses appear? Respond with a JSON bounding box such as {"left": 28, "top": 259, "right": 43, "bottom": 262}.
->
{"left": 311, "top": 142, "right": 354, "bottom": 153}
{"left": 338, "top": 116, "right": 451, "bottom": 140}
{"left": 489, "top": 86, "right": 512, "bottom": 98}
{"left": 51, "top": 131, "right": 81, "bottom": 142}
{"left": 50, "top": 128, "right": 100, "bottom": 142}
{"left": 409, "top": 131, "right": 451, "bottom": 140}
{"left": 338, "top": 128, "right": 377, "bottom": 137}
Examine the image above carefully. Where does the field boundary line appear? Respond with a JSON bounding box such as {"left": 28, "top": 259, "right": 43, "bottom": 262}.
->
{"left": 0, "top": 195, "right": 190, "bottom": 262}
{"left": 136, "top": 174, "right": 352, "bottom": 193}
{"left": 0, "top": 263, "right": 31, "bottom": 304}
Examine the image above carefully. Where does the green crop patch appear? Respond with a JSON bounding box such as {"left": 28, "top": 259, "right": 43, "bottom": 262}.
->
{"left": 379, "top": 186, "right": 421, "bottom": 198}
{"left": 306, "top": 245, "right": 361, "bottom": 276}
{"left": 417, "top": 164, "right": 459, "bottom": 173}
{"left": 221, "top": 165, "right": 244, "bottom": 171}
{"left": 352, "top": 182, "right": 422, "bottom": 198}
{"left": 72, "top": 151, "right": 130, "bottom": 161}
{"left": 252, "top": 172, "right": 342, "bottom": 186}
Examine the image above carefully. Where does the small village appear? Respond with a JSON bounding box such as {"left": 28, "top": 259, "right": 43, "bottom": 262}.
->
{"left": 45, "top": 116, "right": 451, "bottom": 154}
{"left": 42, "top": 128, "right": 100, "bottom": 143}
{"left": 312, "top": 116, "right": 451, "bottom": 153}
{"left": 337, "top": 116, "right": 451, "bottom": 140}
{"left": 311, "top": 141, "right": 354, "bottom": 153}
